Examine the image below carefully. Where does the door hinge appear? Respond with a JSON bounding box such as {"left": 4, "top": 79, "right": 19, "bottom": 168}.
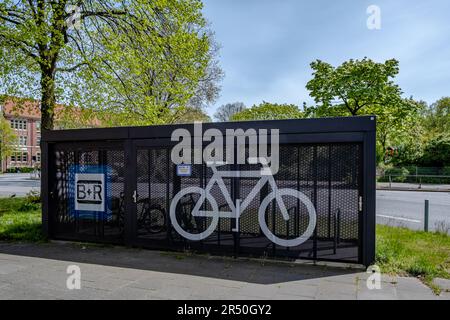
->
{"left": 359, "top": 196, "right": 363, "bottom": 212}
{"left": 132, "top": 190, "right": 138, "bottom": 203}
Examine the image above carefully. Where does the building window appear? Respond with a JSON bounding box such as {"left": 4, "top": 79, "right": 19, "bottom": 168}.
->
{"left": 36, "top": 136, "right": 41, "bottom": 146}
{"left": 36, "top": 121, "right": 41, "bottom": 132}
{"left": 36, "top": 153, "right": 41, "bottom": 162}
{"left": 10, "top": 119, "right": 27, "bottom": 131}
{"left": 18, "top": 136, "right": 27, "bottom": 146}
{"left": 10, "top": 151, "right": 28, "bottom": 163}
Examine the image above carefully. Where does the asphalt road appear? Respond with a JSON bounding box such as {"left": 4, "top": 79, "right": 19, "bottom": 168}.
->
{"left": 0, "top": 173, "right": 40, "bottom": 197}
{"left": 1, "top": 174, "right": 449, "bottom": 233}
{"left": 377, "top": 190, "right": 450, "bottom": 233}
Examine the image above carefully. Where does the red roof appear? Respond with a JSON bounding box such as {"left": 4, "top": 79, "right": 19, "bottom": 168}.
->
{"left": 2, "top": 97, "right": 101, "bottom": 127}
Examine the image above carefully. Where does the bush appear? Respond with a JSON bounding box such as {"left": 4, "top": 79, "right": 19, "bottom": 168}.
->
{"left": 5, "top": 167, "right": 35, "bottom": 173}
{"left": 419, "top": 135, "right": 450, "bottom": 167}
{"left": 25, "top": 190, "right": 41, "bottom": 204}
{"left": 18, "top": 190, "right": 41, "bottom": 212}
{"left": 378, "top": 167, "right": 410, "bottom": 182}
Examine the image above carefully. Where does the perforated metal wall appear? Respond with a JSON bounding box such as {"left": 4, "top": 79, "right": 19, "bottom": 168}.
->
{"left": 45, "top": 117, "right": 374, "bottom": 265}
{"left": 51, "top": 144, "right": 125, "bottom": 243}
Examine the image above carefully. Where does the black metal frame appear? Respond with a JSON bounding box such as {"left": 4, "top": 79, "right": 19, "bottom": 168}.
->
{"left": 42, "top": 116, "right": 376, "bottom": 266}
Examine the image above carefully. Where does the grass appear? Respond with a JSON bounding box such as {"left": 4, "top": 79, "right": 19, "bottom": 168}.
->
{"left": 376, "top": 224, "right": 450, "bottom": 292}
{"left": 0, "top": 197, "right": 46, "bottom": 242}
{"left": 1, "top": 197, "right": 449, "bottom": 291}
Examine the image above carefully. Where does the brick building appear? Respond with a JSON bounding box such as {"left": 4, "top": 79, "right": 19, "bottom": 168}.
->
{"left": 1, "top": 99, "right": 42, "bottom": 171}
{"left": 1, "top": 97, "right": 100, "bottom": 172}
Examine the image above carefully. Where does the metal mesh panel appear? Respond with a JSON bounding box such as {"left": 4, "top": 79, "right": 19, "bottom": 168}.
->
{"left": 50, "top": 140, "right": 362, "bottom": 263}
{"left": 205, "top": 164, "right": 234, "bottom": 247}
{"left": 235, "top": 143, "right": 361, "bottom": 262}
{"left": 136, "top": 149, "right": 169, "bottom": 240}
{"left": 52, "top": 145, "right": 125, "bottom": 243}
{"left": 54, "top": 150, "right": 75, "bottom": 234}
{"left": 104, "top": 150, "right": 125, "bottom": 238}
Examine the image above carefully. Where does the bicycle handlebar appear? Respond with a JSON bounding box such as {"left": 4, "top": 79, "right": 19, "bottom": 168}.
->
{"left": 248, "top": 157, "right": 269, "bottom": 166}
{"left": 206, "top": 157, "right": 270, "bottom": 167}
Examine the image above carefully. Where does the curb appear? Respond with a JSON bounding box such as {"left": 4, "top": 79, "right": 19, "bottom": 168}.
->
{"left": 377, "top": 187, "right": 450, "bottom": 193}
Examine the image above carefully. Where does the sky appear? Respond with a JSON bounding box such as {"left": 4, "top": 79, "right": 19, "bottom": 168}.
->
{"left": 202, "top": 0, "right": 450, "bottom": 117}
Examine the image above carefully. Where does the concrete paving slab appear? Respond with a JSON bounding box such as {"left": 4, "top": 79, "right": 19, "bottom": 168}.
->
{"left": 356, "top": 279, "right": 397, "bottom": 300}
{"left": 395, "top": 277, "right": 437, "bottom": 300}
{"left": 276, "top": 282, "right": 318, "bottom": 298}
{"left": 0, "top": 242, "right": 441, "bottom": 300}
{"left": 433, "top": 278, "right": 450, "bottom": 292}
{"left": 438, "top": 291, "right": 450, "bottom": 300}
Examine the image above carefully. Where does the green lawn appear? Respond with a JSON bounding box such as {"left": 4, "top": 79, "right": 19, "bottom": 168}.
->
{"left": 0, "top": 197, "right": 449, "bottom": 290}
{"left": 0, "top": 197, "right": 46, "bottom": 242}
{"left": 376, "top": 224, "right": 450, "bottom": 292}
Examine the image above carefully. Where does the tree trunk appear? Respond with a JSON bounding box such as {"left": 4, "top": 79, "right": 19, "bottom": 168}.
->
{"left": 381, "top": 134, "right": 388, "bottom": 163}
{"left": 40, "top": 69, "right": 56, "bottom": 130}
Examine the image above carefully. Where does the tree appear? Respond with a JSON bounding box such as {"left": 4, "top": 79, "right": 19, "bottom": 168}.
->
{"left": 231, "top": 101, "right": 303, "bottom": 121}
{"left": 305, "top": 58, "right": 421, "bottom": 163}
{"left": 0, "top": 0, "right": 221, "bottom": 129}
{"left": 419, "top": 134, "right": 450, "bottom": 167}
{"left": 213, "top": 102, "right": 246, "bottom": 122}
{"left": 0, "top": 115, "right": 16, "bottom": 171}
{"left": 172, "top": 106, "right": 211, "bottom": 124}
{"left": 306, "top": 58, "right": 403, "bottom": 116}
{"left": 188, "top": 28, "right": 224, "bottom": 110}
{"left": 423, "top": 97, "right": 450, "bottom": 137}
{"left": 387, "top": 99, "right": 428, "bottom": 166}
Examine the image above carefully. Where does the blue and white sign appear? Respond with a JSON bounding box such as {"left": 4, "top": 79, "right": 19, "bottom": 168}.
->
{"left": 176, "top": 164, "right": 192, "bottom": 177}
{"left": 75, "top": 173, "right": 105, "bottom": 212}
{"left": 69, "top": 165, "right": 112, "bottom": 219}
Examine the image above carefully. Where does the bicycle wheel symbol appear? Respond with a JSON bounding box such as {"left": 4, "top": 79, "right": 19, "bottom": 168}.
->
{"left": 258, "top": 188, "right": 316, "bottom": 247}
{"left": 169, "top": 187, "right": 219, "bottom": 241}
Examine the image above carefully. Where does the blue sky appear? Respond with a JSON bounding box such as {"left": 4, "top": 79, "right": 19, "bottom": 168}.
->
{"left": 202, "top": 0, "right": 450, "bottom": 116}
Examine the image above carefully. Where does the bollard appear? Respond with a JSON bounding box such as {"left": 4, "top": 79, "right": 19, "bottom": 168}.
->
{"left": 424, "top": 200, "right": 429, "bottom": 232}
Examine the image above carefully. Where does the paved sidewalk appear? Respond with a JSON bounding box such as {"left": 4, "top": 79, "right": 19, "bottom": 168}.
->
{"left": 0, "top": 242, "right": 447, "bottom": 300}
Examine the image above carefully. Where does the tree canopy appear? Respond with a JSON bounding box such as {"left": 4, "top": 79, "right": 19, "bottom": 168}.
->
{"left": 306, "top": 58, "right": 403, "bottom": 116}
{"left": 213, "top": 101, "right": 245, "bottom": 122}
{"left": 231, "top": 101, "right": 303, "bottom": 121}
{"left": 305, "top": 58, "right": 422, "bottom": 162}
{"left": 423, "top": 97, "right": 450, "bottom": 137}
{"left": 0, "top": 0, "right": 222, "bottom": 129}
{"left": 0, "top": 115, "right": 16, "bottom": 164}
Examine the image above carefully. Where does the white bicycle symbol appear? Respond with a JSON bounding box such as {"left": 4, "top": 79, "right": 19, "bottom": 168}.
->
{"left": 170, "top": 158, "right": 317, "bottom": 247}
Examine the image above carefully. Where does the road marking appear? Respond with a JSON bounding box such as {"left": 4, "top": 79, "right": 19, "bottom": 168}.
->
{"left": 377, "top": 214, "right": 421, "bottom": 223}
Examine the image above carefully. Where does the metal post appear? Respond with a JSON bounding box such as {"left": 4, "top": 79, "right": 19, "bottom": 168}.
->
{"left": 389, "top": 175, "right": 392, "bottom": 189}
{"left": 333, "top": 208, "right": 339, "bottom": 254}
{"left": 424, "top": 200, "right": 429, "bottom": 232}
{"left": 337, "top": 209, "right": 341, "bottom": 244}
{"left": 416, "top": 166, "right": 418, "bottom": 184}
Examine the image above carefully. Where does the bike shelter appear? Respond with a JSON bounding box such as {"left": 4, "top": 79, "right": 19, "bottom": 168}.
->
{"left": 42, "top": 116, "right": 376, "bottom": 266}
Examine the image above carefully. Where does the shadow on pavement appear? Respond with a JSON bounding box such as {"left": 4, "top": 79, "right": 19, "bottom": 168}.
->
{"left": 0, "top": 241, "right": 361, "bottom": 285}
